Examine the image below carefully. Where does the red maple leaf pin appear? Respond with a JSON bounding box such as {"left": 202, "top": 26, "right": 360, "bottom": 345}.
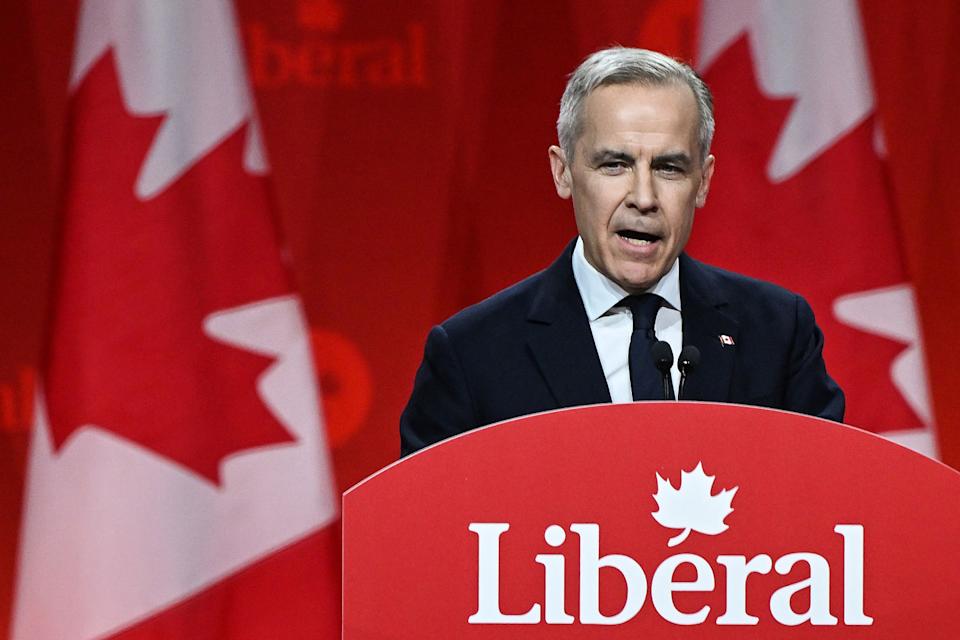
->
{"left": 45, "top": 51, "right": 296, "bottom": 484}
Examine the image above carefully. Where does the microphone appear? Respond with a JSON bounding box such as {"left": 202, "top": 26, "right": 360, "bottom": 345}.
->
{"left": 651, "top": 341, "right": 674, "bottom": 400}
{"left": 677, "top": 345, "right": 701, "bottom": 400}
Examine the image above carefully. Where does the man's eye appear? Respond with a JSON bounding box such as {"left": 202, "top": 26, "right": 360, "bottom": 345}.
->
{"left": 656, "top": 164, "right": 685, "bottom": 176}
{"left": 600, "top": 162, "right": 627, "bottom": 173}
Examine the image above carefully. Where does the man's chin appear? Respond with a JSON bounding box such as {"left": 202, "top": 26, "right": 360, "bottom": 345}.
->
{"left": 612, "top": 269, "right": 663, "bottom": 294}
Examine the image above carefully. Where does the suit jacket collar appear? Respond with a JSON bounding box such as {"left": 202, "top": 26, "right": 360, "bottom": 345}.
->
{"left": 526, "top": 240, "right": 612, "bottom": 407}
{"left": 525, "top": 244, "right": 738, "bottom": 406}
{"left": 678, "top": 253, "right": 739, "bottom": 402}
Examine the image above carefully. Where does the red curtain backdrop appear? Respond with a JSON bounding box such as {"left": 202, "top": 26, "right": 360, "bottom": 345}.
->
{"left": 858, "top": 0, "right": 960, "bottom": 471}
{"left": 235, "top": 0, "right": 704, "bottom": 488}
{"left": 1, "top": 0, "right": 958, "bottom": 635}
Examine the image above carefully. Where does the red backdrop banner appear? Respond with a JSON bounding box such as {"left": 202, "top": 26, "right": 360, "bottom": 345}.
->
{"left": 1, "top": 0, "right": 959, "bottom": 635}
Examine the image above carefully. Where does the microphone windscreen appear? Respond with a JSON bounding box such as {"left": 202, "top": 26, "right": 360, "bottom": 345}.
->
{"left": 679, "top": 345, "right": 701, "bottom": 371}
{"left": 651, "top": 340, "right": 674, "bottom": 373}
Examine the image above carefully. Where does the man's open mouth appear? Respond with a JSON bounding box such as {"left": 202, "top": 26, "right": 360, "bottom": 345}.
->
{"left": 616, "top": 230, "right": 660, "bottom": 246}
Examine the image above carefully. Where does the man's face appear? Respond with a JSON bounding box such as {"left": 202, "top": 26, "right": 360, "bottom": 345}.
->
{"left": 549, "top": 82, "right": 714, "bottom": 293}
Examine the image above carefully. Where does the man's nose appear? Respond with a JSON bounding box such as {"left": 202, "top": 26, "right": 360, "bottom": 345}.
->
{"left": 627, "top": 166, "right": 658, "bottom": 213}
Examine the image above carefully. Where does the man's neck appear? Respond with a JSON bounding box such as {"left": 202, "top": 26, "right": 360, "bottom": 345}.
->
{"left": 571, "top": 237, "right": 681, "bottom": 321}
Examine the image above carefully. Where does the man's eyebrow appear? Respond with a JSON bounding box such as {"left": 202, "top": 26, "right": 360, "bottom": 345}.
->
{"left": 652, "top": 152, "right": 692, "bottom": 167}
{"left": 589, "top": 149, "right": 635, "bottom": 164}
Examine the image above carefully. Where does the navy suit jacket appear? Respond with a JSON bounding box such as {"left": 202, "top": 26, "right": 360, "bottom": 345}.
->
{"left": 400, "top": 242, "right": 844, "bottom": 456}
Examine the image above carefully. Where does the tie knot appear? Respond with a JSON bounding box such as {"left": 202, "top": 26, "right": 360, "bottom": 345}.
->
{"left": 622, "top": 294, "right": 663, "bottom": 332}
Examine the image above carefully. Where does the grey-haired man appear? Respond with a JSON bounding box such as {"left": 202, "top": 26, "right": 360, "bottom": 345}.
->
{"left": 401, "top": 47, "right": 844, "bottom": 456}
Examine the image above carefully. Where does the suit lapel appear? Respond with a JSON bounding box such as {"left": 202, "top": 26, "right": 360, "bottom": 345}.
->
{"left": 526, "top": 242, "right": 612, "bottom": 407}
{"left": 679, "top": 254, "right": 739, "bottom": 402}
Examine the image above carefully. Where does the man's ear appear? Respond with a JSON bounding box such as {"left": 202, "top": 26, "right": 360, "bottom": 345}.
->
{"left": 548, "top": 145, "right": 572, "bottom": 199}
{"left": 696, "top": 154, "right": 715, "bottom": 208}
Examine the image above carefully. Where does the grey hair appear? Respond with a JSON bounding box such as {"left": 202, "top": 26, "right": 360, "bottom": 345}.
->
{"left": 557, "top": 47, "right": 715, "bottom": 164}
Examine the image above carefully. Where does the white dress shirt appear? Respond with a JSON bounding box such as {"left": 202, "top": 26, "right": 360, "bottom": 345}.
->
{"left": 571, "top": 237, "right": 682, "bottom": 402}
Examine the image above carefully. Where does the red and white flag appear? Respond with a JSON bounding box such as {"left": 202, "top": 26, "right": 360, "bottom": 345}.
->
{"left": 12, "top": 1, "right": 339, "bottom": 638}
{"left": 689, "top": 0, "right": 937, "bottom": 457}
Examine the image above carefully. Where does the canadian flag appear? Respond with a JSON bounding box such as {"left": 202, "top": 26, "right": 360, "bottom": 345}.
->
{"left": 12, "top": 1, "right": 339, "bottom": 638}
{"left": 688, "top": 0, "right": 938, "bottom": 457}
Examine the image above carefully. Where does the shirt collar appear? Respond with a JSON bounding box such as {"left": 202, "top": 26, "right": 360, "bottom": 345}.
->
{"left": 572, "top": 236, "right": 682, "bottom": 321}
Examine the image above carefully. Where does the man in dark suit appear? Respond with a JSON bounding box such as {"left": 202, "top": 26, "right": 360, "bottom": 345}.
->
{"left": 401, "top": 47, "right": 844, "bottom": 456}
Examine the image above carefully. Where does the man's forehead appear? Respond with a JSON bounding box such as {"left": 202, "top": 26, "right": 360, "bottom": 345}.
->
{"left": 576, "top": 83, "right": 700, "bottom": 150}
{"left": 584, "top": 80, "right": 697, "bottom": 112}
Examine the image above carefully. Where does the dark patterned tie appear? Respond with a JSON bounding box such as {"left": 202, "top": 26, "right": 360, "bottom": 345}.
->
{"left": 623, "top": 294, "right": 673, "bottom": 401}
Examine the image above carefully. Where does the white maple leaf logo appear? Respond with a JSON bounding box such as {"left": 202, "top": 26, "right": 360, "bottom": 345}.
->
{"left": 651, "top": 462, "right": 738, "bottom": 547}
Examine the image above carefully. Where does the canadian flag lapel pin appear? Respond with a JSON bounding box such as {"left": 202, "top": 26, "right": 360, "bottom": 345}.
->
{"left": 719, "top": 334, "right": 735, "bottom": 346}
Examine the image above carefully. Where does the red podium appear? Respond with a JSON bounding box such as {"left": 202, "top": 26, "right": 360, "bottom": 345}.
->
{"left": 343, "top": 403, "right": 960, "bottom": 638}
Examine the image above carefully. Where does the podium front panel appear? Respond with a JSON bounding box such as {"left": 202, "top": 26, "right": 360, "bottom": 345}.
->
{"left": 344, "top": 403, "right": 960, "bottom": 638}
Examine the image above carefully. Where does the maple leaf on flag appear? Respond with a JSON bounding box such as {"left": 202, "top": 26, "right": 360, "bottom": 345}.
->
{"left": 14, "top": 3, "right": 340, "bottom": 638}
{"left": 652, "top": 462, "right": 737, "bottom": 547}
{"left": 45, "top": 51, "right": 296, "bottom": 484}
{"left": 687, "top": 36, "right": 922, "bottom": 431}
